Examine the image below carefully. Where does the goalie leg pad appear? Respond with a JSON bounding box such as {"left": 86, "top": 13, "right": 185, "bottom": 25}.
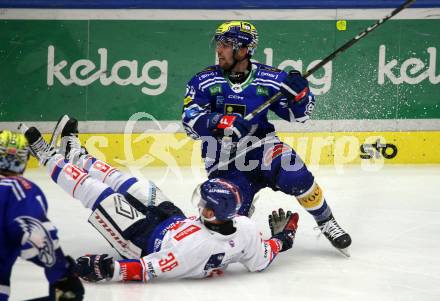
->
{"left": 88, "top": 194, "right": 144, "bottom": 259}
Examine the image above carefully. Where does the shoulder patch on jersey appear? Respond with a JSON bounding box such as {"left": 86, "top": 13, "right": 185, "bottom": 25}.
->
{"left": 173, "top": 224, "right": 201, "bottom": 241}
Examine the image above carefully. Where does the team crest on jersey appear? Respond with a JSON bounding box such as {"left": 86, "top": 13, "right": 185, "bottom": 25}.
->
{"left": 224, "top": 104, "right": 246, "bottom": 117}
{"left": 263, "top": 144, "right": 292, "bottom": 166}
{"left": 15, "top": 216, "right": 56, "bottom": 267}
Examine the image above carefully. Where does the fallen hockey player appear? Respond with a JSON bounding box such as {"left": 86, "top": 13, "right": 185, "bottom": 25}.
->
{"left": 20, "top": 116, "right": 299, "bottom": 283}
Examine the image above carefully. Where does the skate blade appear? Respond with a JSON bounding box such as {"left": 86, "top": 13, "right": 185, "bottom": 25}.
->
{"left": 336, "top": 247, "right": 350, "bottom": 258}
{"left": 49, "top": 114, "right": 70, "bottom": 148}
{"left": 18, "top": 122, "right": 29, "bottom": 134}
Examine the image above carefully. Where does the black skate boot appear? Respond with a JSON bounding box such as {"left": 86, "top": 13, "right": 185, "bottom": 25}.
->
{"left": 58, "top": 117, "right": 87, "bottom": 163}
{"left": 316, "top": 214, "right": 352, "bottom": 257}
{"left": 19, "top": 124, "right": 56, "bottom": 166}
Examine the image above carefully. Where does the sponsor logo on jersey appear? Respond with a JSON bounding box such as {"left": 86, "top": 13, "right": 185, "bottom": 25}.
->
{"left": 216, "top": 95, "right": 224, "bottom": 105}
{"left": 146, "top": 261, "right": 158, "bottom": 279}
{"left": 256, "top": 85, "right": 269, "bottom": 96}
{"left": 198, "top": 71, "right": 216, "bottom": 81}
{"left": 224, "top": 103, "right": 246, "bottom": 117}
{"left": 173, "top": 225, "right": 201, "bottom": 241}
{"left": 227, "top": 94, "right": 244, "bottom": 100}
{"left": 209, "top": 84, "right": 222, "bottom": 95}
{"left": 259, "top": 71, "right": 277, "bottom": 78}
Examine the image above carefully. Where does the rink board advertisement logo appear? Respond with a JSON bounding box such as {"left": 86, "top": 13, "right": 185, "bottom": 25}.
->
{"left": 1, "top": 19, "right": 439, "bottom": 121}
{"left": 359, "top": 139, "right": 398, "bottom": 160}
{"left": 47, "top": 45, "right": 168, "bottom": 96}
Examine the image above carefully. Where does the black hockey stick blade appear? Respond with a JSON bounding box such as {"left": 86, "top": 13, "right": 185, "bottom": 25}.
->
{"left": 244, "top": 0, "right": 416, "bottom": 121}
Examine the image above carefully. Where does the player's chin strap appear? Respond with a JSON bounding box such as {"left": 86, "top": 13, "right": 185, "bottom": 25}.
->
{"left": 224, "top": 51, "right": 252, "bottom": 83}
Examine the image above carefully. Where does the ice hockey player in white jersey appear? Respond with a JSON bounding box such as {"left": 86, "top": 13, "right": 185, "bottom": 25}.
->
{"left": 0, "top": 130, "right": 84, "bottom": 301}
{"left": 21, "top": 116, "right": 299, "bottom": 283}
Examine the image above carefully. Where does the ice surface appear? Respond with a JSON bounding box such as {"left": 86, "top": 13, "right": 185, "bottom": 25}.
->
{"left": 9, "top": 165, "right": 440, "bottom": 301}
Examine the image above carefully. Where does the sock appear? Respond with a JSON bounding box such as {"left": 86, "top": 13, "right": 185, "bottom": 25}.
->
{"left": 46, "top": 155, "right": 113, "bottom": 209}
{"left": 76, "top": 156, "right": 138, "bottom": 194}
{"left": 295, "top": 182, "right": 332, "bottom": 223}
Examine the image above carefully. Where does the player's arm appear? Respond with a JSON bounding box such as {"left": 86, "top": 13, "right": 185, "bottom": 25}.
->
{"left": 182, "top": 77, "right": 251, "bottom": 142}
{"left": 270, "top": 70, "right": 316, "bottom": 123}
{"left": 5, "top": 188, "right": 84, "bottom": 300}
{"left": 76, "top": 248, "right": 191, "bottom": 283}
{"left": 241, "top": 210, "right": 299, "bottom": 272}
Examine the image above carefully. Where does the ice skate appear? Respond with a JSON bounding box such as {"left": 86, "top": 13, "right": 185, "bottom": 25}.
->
{"left": 19, "top": 124, "right": 56, "bottom": 166}
{"left": 316, "top": 215, "right": 352, "bottom": 257}
{"left": 57, "top": 116, "right": 87, "bottom": 163}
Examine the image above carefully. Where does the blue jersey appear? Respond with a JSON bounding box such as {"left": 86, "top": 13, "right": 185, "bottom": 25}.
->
{"left": 182, "top": 62, "right": 313, "bottom": 172}
{"left": 0, "top": 175, "right": 68, "bottom": 301}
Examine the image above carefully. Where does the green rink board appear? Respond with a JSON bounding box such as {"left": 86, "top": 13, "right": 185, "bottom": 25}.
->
{"left": 0, "top": 19, "right": 439, "bottom": 122}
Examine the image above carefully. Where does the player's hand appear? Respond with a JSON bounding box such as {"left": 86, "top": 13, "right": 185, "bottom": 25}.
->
{"left": 210, "top": 113, "right": 252, "bottom": 142}
{"left": 269, "top": 209, "right": 299, "bottom": 252}
{"left": 75, "top": 254, "right": 114, "bottom": 282}
{"left": 49, "top": 256, "right": 85, "bottom": 301}
{"left": 280, "top": 70, "right": 310, "bottom": 103}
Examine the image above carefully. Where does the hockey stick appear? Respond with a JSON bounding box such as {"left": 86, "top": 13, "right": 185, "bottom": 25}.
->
{"left": 243, "top": 0, "right": 416, "bottom": 121}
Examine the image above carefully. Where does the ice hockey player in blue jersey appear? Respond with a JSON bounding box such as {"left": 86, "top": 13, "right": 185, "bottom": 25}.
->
{"left": 182, "top": 21, "right": 351, "bottom": 255}
{"left": 0, "top": 130, "right": 84, "bottom": 300}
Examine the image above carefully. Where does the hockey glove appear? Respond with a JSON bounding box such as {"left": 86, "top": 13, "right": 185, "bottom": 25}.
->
{"left": 49, "top": 256, "right": 85, "bottom": 301}
{"left": 208, "top": 113, "right": 251, "bottom": 142}
{"left": 75, "top": 254, "right": 114, "bottom": 282}
{"left": 269, "top": 209, "right": 299, "bottom": 252}
{"left": 280, "top": 70, "right": 316, "bottom": 122}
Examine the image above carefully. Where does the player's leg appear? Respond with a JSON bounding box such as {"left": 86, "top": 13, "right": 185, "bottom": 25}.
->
{"left": 24, "top": 126, "right": 184, "bottom": 258}
{"left": 54, "top": 116, "right": 171, "bottom": 208}
{"left": 261, "top": 142, "right": 351, "bottom": 254}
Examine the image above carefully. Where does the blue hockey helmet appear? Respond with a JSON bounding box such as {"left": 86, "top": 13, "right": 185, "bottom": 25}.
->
{"left": 214, "top": 21, "right": 259, "bottom": 56}
{"left": 0, "top": 130, "right": 30, "bottom": 174}
{"left": 195, "top": 178, "right": 242, "bottom": 221}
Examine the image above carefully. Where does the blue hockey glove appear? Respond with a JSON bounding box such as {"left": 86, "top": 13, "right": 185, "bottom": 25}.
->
{"left": 280, "top": 70, "right": 310, "bottom": 103}
{"left": 208, "top": 113, "right": 251, "bottom": 142}
{"left": 269, "top": 209, "right": 299, "bottom": 252}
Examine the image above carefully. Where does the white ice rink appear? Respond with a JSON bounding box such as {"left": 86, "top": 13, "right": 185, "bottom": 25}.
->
{"left": 9, "top": 165, "right": 440, "bottom": 301}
